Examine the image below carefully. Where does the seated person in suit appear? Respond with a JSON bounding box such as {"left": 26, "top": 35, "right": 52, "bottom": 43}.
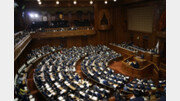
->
{"left": 130, "top": 90, "right": 144, "bottom": 101}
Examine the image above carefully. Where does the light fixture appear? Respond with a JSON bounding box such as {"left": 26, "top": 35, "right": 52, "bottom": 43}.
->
{"left": 37, "top": 0, "right": 40, "bottom": 2}
{"left": 29, "top": 13, "right": 39, "bottom": 18}
{"left": 104, "top": 0, "right": 108, "bottom": 4}
{"left": 73, "top": 0, "right": 77, "bottom": 5}
{"left": 34, "top": 14, "right": 39, "bottom": 18}
{"left": 56, "top": 1, "right": 59, "bottom": 5}
{"left": 90, "top": 0, "right": 93, "bottom": 5}
{"left": 38, "top": 1, "right": 42, "bottom": 5}
{"left": 113, "top": 0, "right": 117, "bottom": 2}
{"left": 29, "top": 13, "right": 34, "bottom": 18}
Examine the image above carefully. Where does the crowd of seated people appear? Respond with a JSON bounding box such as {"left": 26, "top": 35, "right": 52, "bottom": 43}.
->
{"left": 14, "top": 31, "right": 31, "bottom": 46}
{"left": 28, "top": 20, "right": 69, "bottom": 31}
{"left": 34, "top": 46, "right": 111, "bottom": 101}
{"left": 158, "top": 80, "right": 166, "bottom": 89}
{"left": 36, "top": 26, "right": 94, "bottom": 33}
{"left": 125, "top": 60, "right": 140, "bottom": 69}
{"left": 123, "top": 78, "right": 158, "bottom": 101}
{"left": 115, "top": 79, "right": 166, "bottom": 101}
{"left": 81, "top": 46, "right": 130, "bottom": 89}
{"left": 14, "top": 45, "right": 63, "bottom": 101}
{"left": 28, "top": 20, "right": 91, "bottom": 31}
{"left": 123, "top": 78, "right": 157, "bottom": 93}
{"left": 155, "top": 80, "right": 166, "bottom": 100}
{"left": 14, "top": 63, "right": 35, "bottom": 101}
{"left": 110, "top": 42, "right": 157, "bottom": 54}
{"left": 27, "top": 45, "right": 62, "bottom": 60}
{"left": 15, "top": 44, "right": 166, "bottom": 101}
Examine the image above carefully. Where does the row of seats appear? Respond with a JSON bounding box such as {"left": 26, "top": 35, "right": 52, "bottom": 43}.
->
{"left": 27, "top": 45, "right": 62, "bottom": 60}
{"left": 28, "top": 20, "right": 92, "bottom": 31}
{"left": 14, "top": 31, "right": 30, "bottom": 46}
{"left": 110, "top": 42, "right": 157, "bottom": 54}
{"left": 14, "top": 45, "right": 63, "bottom": 101}
{"left": 123, "top": 78, "right": 156, "bottom": 93}
{"left": 36, "top": 26, "right": 94, "bottom": 33}
{"left": 29, "top": 21, "right": 68, "bottom": 30}
{"left": 123, "top": 79, "right": 166, "bottom": 101}
{"left": 81, "top": 47, "right": 130, "bottom": 89}
{"left": 34, "top": 46, "right": 111, "bottom": 101}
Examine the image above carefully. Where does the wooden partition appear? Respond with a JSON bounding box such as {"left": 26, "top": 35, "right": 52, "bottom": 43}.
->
{"left": 109, "top": 44, "right": 154, "bottom": 62}
{"left": 121, "top": 61, "right": 154, "bottom": 79}
{"left": 32, "top": 29, "right": 96, "bottom": 38}
{"left": 107, "top": 44, "right": 133, "bottom": 58}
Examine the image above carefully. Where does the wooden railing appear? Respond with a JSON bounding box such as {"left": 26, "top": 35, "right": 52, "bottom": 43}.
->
{"left": 43, "top": 26, "right": 94, "bottom": 31}
{"left": 14, "top": 35, "right": 31, "bottom": 61}
{"left": 121, "top": 61, "right": 154, "bottom": 78}
{"left": 32, "top": 29, "right": 96, "bottom": 38}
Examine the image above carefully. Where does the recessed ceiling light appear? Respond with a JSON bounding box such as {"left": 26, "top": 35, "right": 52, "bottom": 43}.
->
{"left": 38, "top": 1, "right": 42, "bottom": 5}
{"left": 90, "top": 0, "right": 93, "bottom": 5}
{"left": 113, "top": 0, "right": 117, "bottom": 2}
{"left": 56, "top": 1, "right": 59, "bottom": 5}
{"left": 104, "top": 0, "right": 108, "bottom": 4}
{"left": 73, "top": 1, "right": 77, "bottom": 5}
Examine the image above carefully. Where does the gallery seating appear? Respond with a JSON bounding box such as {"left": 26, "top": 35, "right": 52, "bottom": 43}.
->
{"left": 28, "top": 20, "right": 92, "bottom": 31}
{"left": 14, "top": 31, "right": 30, "bottom": 46}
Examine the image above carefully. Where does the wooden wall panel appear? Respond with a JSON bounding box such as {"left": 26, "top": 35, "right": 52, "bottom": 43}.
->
{"left": 81, "top": 36, "right": 88, "bottom": 47}
{"left": 66, "top": 37, "right": 82, "bottom": 48}
{"left": 111, "top": 6, "right": 129, "bottom": 44}
{"left": 124, "top": 0, "right": 166, "bottom": 49}
{"left": 29, "top": 38, "right": 62, "bottom": 49}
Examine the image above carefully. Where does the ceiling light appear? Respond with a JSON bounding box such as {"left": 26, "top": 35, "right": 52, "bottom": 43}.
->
{"left": 113, "top": 0, "right": 117, "bottom": 2}
{"left": 34, "top": 14, "right": 39, "bottom": 18}
{"left": 29, "top": 13, "right": 34, "bottom": 18}
{"left": 90, "top": 0, "right": 93, "bottom": 5}
{"left": 56, "top": 1, "right": 59, "bottom": 5}
{"left": 104, "top": 0, "right": 108, "bottom": 4}
{"left": 73, "top": 1, "right": 77, "bottom": 5}
{"left": 38, "top": 1, "right": 42, "bottom": 5}
{"left": 37, "top": 0, "right": 40, "bottom": 2}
